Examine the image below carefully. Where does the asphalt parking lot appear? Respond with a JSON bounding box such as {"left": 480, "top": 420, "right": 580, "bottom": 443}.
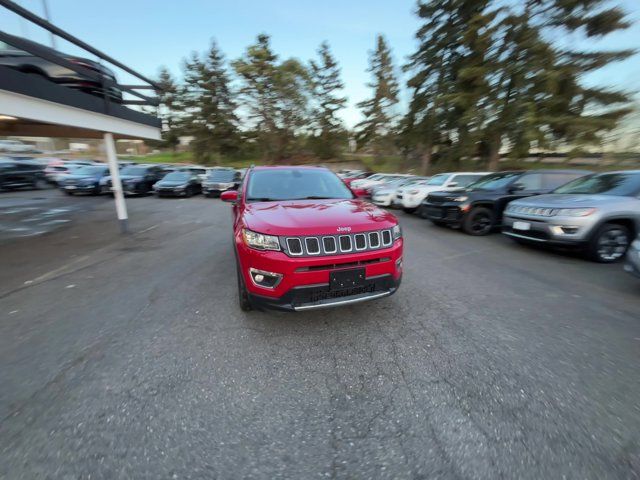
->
{"left": 1, "top": 189, "right": 639, "bottom": 479}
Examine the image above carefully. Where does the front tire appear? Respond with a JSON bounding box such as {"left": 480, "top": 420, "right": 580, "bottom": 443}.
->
{"left": 236, "top": 263, "right": 253, "bottom": 311}
{"left": 588, "top": 223, "right": 630, "bottom": 263}
{"left": 462, "top": 207, "right": 495, "bottom": 236}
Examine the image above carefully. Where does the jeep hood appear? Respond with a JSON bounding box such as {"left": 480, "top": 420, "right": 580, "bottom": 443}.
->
{"left": 243, "top": 199, "right": 398, "bottom": 236}
{"left": 511, "top": 194, "right": 627, "bottom": 208}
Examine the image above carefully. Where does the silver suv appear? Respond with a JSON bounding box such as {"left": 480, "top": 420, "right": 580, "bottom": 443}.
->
{"left": 503, "top": 171, "right": 640, "bottom": 262}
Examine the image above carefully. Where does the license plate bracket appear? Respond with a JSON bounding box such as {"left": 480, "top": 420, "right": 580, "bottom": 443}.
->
{"left": 329, "top": 268, "right": 366, "bottom": 290}
{"left": 513, "top": 221, "right": 531, "bottom": 231}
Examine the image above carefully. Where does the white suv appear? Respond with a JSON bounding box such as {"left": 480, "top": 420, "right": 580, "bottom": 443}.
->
{"left": 0, "top": 139, "right": 33, "bottom": 153}
{"left": 396, "top": 172, "right": 490, "bottom": 212}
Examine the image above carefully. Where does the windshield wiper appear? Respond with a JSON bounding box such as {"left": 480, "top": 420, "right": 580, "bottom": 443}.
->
{"left": 294, "top": 196, "right": 342, "bottom": 200}
{"left": 247, "top": 197, "right": 278, "bottom": 202}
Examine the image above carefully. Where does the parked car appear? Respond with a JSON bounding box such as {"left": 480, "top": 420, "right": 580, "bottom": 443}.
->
{"left": 341, "top": 171, "right": 373, "bottom": 187}
{"left": 102, "top": 164, "right": 169, "bottom": 195}
{"left": 0, "top": 36, "right": 122, "bottom": 102}
{"left": 0, "top": 139, "right": 34, "bottom": 153}
{"left": 624, "top": 235, "right": 640, "bottom": 278}
{"left": 371, "top": 176, "right": 428, "bottom": 207}
{"left": 59, "top": 165, "right": 110, "bottom": 195}
{"left": 350, "top": 173, "right": 411, "bottom": 192}
{"left": 220, "top": 166, "right": 403, "bottom": 311}
{"left": 502, "top": 171, "right": 640, "bottom": 262}
{"left": 0, "top": 157, "right": 46, "bottom": 190}
{"left": 202, "top": 168, "right": 241, "bottom": 197}
{"left": 153, "top": 170, "right": 202, "bottom": 197}
{"left": 422, "top": 170, "right": 591, "bottom": 235}
{"left": 397, "top": 172, "right": 489, "bottom": 213}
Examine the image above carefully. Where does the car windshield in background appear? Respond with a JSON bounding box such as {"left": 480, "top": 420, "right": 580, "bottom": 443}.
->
{"left": 119, "top": 166, "right": 148, "bottom": 176}
{"left": 163, "top": 172, "right": 190, "bottom": 182}
{"left": 73, "top": 166, "right": 106, "bottom": 176}
{"left": 207, "top": 170, "right": 236, "bottom": 182}
{"left": 467, "top": 172, "right": 521, "bottom": 191}
{"left": 426, "top": 174, "right": 449, "bottom": 186}
{"left": 554, "top": 172, "right": 640, "bottom": 196}
{"left": 247, "top": 169, "right": 353, "bottom": 201}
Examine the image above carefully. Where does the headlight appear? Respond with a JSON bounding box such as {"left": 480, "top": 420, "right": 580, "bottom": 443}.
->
{"left": 454, "top": 196, "right": 468, "bottom": 202}
{"left": 175, "top": 184, "right": 187, "bottom": 190}
{"left": 152, "top": 183, "right": 158, "bottom": 190}
{"left": 408, "top": 190, "right": 419, "bottom": 195}
{"left": 392, "top": 224, "right": 402, "bottom": 240}
{"left": 555, "top": 208, "right": 596, "bottom": 217}
{"left": 243, "top": 229, "right": 281, "bottom": 251}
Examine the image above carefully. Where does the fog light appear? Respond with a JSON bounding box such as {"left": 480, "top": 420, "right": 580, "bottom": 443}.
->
{"left": 249, "top": 268, "right": 283, "bottom": 289}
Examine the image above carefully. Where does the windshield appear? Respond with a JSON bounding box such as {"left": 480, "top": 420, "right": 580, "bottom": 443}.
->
{"left": 163, "top": 172, "right": 190, "bottom": 181}
{"left": 119, "top": 166, "right": 148, "bottom": 176}
{"left": 73, "top": 166, "right": 107, "bottom": 176}
{"left": 426, "top": 174, "right": 450, "bottom": 186}
{"left": 467, "top": 172, "right": 521, "bottom": 191}
{"left": 247, "top": 168, "right": 353, "bottom": 201}
{"left": 554, "top": 172, "right": 640, "bottom": 196}
{"left": 207, "top": 170, "right": 236, "bottom": 181}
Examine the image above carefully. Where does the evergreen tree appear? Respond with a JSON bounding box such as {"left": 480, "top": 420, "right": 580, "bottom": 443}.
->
{"left": 481, "top": 0, "right": 634, "bottom": 169}
{"left": 309, "top": 41, "right": 347, "bottom": 159}
{"left": 233, "top": 34, "right": 309, "bottom": 161}
{"left": 156, "top": 67, "right": 180, "bottom": 151}
{"left": 355, "top": 35, "right": 399, "bottom": 162}
{"left": 180, "top": 41, "right": 240, "bottom": 164}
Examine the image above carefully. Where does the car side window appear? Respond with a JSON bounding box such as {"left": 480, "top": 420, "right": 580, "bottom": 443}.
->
{"left": 451, "top": 175, "right": 481, "bottom": 187}
{"left": 515, "top": 173, "right": 543, "bottom": 191}
{"left": 542, "top": 173, "right": 583, "bottom": 190}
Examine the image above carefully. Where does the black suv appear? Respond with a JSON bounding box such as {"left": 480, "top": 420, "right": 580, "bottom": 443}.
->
{"left": 59, "top": 165, "right": 110, "bottom": 195}
{"left": 0, "top": 157, "right": 46, "bottom": 190}
{"left": 421, "top": 170, "right": 590, "bottom": 235}
{"left": 153, "top": 170, "right": 202, "bottom": 197}
{"left": 202, "top": 168, "right": 241, "bottom": 197}
{"left": 103, "top": 165, "right": 169, "bottom": 196}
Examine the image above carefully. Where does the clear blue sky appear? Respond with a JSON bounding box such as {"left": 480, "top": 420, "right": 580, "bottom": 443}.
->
{"left": 2, "top": 0, "right": 639, "bottom": 127}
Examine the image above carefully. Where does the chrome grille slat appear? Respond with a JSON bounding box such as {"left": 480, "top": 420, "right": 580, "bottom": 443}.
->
{"left": 282, "top": 229, "right": 394, "bottom": 257}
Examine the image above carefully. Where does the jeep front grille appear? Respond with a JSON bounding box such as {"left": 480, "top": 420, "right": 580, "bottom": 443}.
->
{"left": 282, "top": 229, "right": 394, "bottom": 257}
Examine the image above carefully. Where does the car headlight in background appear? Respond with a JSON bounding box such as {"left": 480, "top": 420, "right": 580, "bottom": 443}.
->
{"left": 555, "top": 208, "right": 596, "bottom": 217}
{"left": 392, "top": 224, "right": 402, "bottom": 240}
{"left": 408, "top": 190, "right": 419, "bottom": 195}
{"left": 454, "top": 196, "right": 468, "bottom": 202}
{"left": 243, "top": 229, "right": 281, "bottom": 251}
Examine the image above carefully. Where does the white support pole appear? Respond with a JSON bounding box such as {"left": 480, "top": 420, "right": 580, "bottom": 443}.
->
{"left": 103, "top": 132, "right": 129, "bottom": 233}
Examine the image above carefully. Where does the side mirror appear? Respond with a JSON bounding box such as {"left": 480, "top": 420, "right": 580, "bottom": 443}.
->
{"left": 221, "top": 190, "right": 238, "bottom": 203}
{"left": 351, "top": 187, "right": 369, "bottom": 198}
{"left": 448, "top": 182, "right": 458, "bottom": 187}
{"left": 509, "top": 183, "right": 525, "bottom": 193}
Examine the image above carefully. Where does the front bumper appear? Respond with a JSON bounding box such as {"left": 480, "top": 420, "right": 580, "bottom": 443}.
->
{"left": 397, "top": 193, "right": 424, "bottom": 209}
{"left": 371, "top": 195, "right": 393, "bottom": 207}
{"left": 61, "top": 183, "right": 97, "bottom": 192}
{"left": 155, "top": 188, "right": 187, "bottom": 197}
{"left": 249, "top": 274, "right": 401, "bottom": 311}
{"left": 421, "top": 201, "right": 466, "bottom": 224}
{"left": 624, "top": 248, "right": 640, "bottom": 278}
{"left": 502, "top": 214, "right": 593, "bottom": 246}
{"left": 237, "top": 236, "right": 403, "bottom": 311}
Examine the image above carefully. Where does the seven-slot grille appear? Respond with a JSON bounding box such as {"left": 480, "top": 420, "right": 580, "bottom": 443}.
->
{"left": 283, "top": 229, "right": 394, "bottom": 257}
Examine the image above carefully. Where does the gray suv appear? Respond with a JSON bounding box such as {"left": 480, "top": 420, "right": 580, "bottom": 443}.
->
{"left": 502, "top": 171, "right": 640, "bottom": 262}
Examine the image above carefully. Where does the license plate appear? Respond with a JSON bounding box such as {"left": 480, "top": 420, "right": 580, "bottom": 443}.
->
{"left": 329, "top": 268, "right": 365, "bottom": 290}
{"left": 513, "top": 221, "right": 531, "bottom": 231}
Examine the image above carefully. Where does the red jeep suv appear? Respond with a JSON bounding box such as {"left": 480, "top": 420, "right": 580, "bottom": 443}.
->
{"left": 221, "top": 166, "right": 403, "bottom": 311}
